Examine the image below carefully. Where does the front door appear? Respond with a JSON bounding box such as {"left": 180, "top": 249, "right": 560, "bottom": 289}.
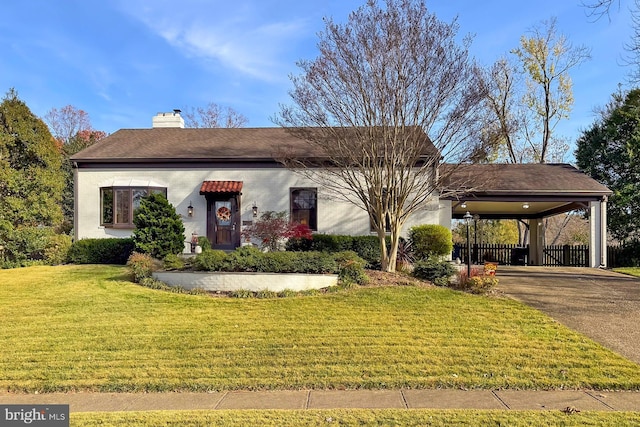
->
{"left": 207, "top": 196, "right": 240, "bottom": 250}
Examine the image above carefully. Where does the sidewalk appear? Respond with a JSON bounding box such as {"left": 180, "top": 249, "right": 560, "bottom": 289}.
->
{"left": 2, "top": 389, "right": 640, "bottom": 412}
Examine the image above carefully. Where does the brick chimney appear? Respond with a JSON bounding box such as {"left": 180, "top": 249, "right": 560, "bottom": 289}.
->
{"left": 152, "top": 109, "right": 184, "bottom": 128}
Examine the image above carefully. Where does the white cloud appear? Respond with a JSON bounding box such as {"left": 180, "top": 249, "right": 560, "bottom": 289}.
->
{"left": 117, "top": 1, "right": 310, "bottom": 81}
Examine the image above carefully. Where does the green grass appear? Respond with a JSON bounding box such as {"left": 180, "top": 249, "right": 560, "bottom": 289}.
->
{"left": 614, "top": 267, "right": 640, "bottom": 277}
{"left": 1, "top": 265, "right": 640, "bottom": 392}
{"left": 71, "top": 409, "right": 640, "bottom": 426}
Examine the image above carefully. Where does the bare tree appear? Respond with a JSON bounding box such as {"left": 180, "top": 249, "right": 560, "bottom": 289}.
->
{"left": 582, "top": 0, "right": 640, "bottom": 82}
{"left": 44, "top": 105, "right": 93, "bottom": 145}
{"left": 581, "top": 0, "right": 620, "bottom": 20}
{"left": 512, "top": 18, "right": 590, "bottom": 163}
{"left": 182, "top": 103, "right": 248, "bottom": 128}
{"left": 477, "top": 57, "right": 526, "bottom": 164}
{"left": 276, "top": 0, "right": 486, "bottom": 272}
{"left": 44, "top": 105, "right": 106, "bottom": 232}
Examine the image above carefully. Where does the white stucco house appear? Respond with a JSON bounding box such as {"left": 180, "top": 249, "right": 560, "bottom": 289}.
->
{"left": 71, "top": 111, "right": 612, "bottom": 267}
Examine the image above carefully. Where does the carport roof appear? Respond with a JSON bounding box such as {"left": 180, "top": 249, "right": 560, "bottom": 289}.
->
{"left": 442, "top": 163, "right": 612, "bottom": 219}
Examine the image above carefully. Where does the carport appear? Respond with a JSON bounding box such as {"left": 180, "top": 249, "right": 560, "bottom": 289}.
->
{"left": 442, "top": 164, "right": 612, "bottom": 268}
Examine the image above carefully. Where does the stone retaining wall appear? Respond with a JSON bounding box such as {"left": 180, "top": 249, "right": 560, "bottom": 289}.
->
{"left": 153, "top": 271, "right": 338, "bottom": 292}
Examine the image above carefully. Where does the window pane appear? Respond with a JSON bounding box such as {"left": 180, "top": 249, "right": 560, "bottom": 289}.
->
{"left": 101, "top": 188, "right": 113, "bottom": 224}
{"left": 150, "top": 188, "right": 167, "bottom": 198}
{"left": 291, "top": 188, "right": 317, "bottom": 230}
{"left": 115, "top": 189, "right": 131, "bottom": 224}
{"left": 132, "top": 188, "right": 148, "bottom": 211}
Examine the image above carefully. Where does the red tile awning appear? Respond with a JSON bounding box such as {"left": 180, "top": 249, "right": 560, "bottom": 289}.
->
{"left": 199, "top": 180, "right": 243, "bottom": 194}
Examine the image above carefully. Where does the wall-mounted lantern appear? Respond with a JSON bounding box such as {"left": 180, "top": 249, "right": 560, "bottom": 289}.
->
{"left": 252, "top": 202, "right": 258, "bottom": 218}
{"left": 187, "top": 201, "right": 194, "bottom": 217}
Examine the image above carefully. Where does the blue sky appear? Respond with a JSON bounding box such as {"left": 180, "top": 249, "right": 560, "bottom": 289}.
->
{"left": 0, "top": 0, "right": 634, "bottom": 158}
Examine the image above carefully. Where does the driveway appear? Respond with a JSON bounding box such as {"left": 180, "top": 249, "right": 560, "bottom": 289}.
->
{"left": 496, "top": 266, "right": 640, "bottom": 365}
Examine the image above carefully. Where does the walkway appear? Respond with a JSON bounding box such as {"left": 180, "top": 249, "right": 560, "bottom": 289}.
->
{"left": 2, "top": 389, "right": 640, "bottom": 412}
{"left": 497, "top": 266, "right": 640, "bottom": 364}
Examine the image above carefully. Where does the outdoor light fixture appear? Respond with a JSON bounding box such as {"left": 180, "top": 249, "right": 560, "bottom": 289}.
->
{"left": 252, "top": 202, "right": 258, "bottom": 218}
{"left": 460, "top": 202, "right": 467, "bottom": 209}
{"left": 187, "top": 201, "right": 194, "bottom": 217}
{"left": 522, "top": 202, "right": 530, "bottom": 209}
{"left": 463, "top": 211, "right": 473, "bottom": 277}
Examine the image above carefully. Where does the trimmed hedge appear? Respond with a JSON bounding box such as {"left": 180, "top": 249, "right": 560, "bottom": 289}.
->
{"left": 287, "top": 234, "right": 387, "bottom": 268}
{"left": 68, "top": 238, "right": 135, "bottom": 264}
{"left": 193, "top": 246, "right": 367, "bottom": 284}
{"left": 409, "top": 224, "right": 453, "bottom": 260}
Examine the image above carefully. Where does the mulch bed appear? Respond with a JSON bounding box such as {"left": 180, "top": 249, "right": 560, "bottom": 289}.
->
{"left": 364, "top": 269, "right": 433, "bottom": 288}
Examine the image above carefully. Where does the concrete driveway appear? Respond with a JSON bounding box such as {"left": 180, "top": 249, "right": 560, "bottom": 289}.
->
{"left": 496, "top": 266, "right": 640, "bottom": 364}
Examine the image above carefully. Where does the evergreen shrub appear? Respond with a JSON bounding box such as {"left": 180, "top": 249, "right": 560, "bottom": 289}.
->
{"left": 132, "top": 193, "right": 185, "bottom": 259}
{"left": 412, "top": 257, "right": 456, "bottom": 285}
{"left": 286, "top": 234, "right": 383, "bottom": 268}
{"left": 67, "top": 238, "right": 135, "bottom": 264}
{"left": 409, "top": 224, "right": 453, "bottom": 260}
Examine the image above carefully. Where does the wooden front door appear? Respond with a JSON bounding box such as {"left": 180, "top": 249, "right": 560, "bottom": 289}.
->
{"left": 207, "top": 195, "right": 240, "bottom": 250}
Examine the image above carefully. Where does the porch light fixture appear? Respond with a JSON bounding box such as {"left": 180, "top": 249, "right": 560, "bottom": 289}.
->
{"left": 187, "top": 201, "right": 194, "bottom": 217}
{"left": 252, "top": 202, "right": 258, "bottom": 218}
{"left": 460, "top": 202, "right": 467, "bottom": 209}
{"left": 522, "top": 203, "right": 530, "bottom": 209}
{"left": 463, "top": 211, "right": 473, "bottom": 277}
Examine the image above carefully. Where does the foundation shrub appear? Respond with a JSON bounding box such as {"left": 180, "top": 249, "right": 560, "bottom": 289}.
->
{"left": 412, "top": 257, "right": 456, "bottom": 285}
{"left": 286, "top": 234, "right": 383, "bottom": 268}
{"left": 223, "top": 246, "right": 265, "bottom": 271}
{"left": 67, "top": 238, "right": 135, "bottom": 264}
{"left": 191, "top": 247, "right": 361, "bottom": 280}
{"left": 132, "top": 193, "right": 185, "bottom": 259}
{"left": 162, "top": 254, "right": 185, "bottom": 270}
{"left": 409, "top": 224, "right": 453, "bottom": 260}
{"left": 193, "top": 249, "right": 228, "bottom": 271}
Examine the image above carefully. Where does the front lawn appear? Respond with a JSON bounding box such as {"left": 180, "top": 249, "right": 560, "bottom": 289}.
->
{"left": 1, "top": 265, "right": 639, "bottom": 392}
{"left": 71, "top": 409, "right": 640, "bottom": 427}
{"left": 614, "top": 267, "right": 640, "bottom": 277}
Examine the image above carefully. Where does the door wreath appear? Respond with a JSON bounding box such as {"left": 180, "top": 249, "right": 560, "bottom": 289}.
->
{"left": 216, "top": 206, "right": 232, "bottom": 221}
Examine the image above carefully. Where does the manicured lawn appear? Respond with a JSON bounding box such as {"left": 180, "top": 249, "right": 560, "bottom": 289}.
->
{"left": 1, "top": 265, "right": 640, "bottom": 392}
{"left": 615, "top": 267, "right": 640, "bottom": 278}
{"left": 71, "top": 409, "right": 640, "bottom": 426}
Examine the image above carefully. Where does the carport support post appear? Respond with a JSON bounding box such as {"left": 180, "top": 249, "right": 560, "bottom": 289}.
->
{"left": 589, "top": 197, "right": 608, "bottom": 268}
{"left": 464, "top": 211, "right": 473, "bottom": 277}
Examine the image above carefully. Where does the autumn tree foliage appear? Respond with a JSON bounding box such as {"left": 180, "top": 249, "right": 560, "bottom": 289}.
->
{"left": 241, "top": 211, "right": 312, "bottom": 251}
{"left": 44, "top": 105, "right": 106, "bottom": 231}
{"left": 182, "top": 103, "right": 248, "bottom": 128}
{"left": 277, "top": 0, "right": 485, "bottom": 272}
